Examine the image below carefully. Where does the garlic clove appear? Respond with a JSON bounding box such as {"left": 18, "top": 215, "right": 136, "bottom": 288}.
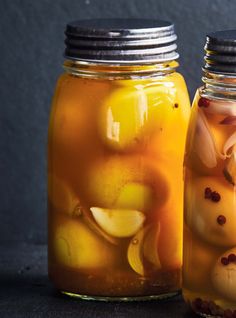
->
{"left": 127, "top": 224, "right": 161, "bottom": 276}
{"left": 204, "top": 99, "right": 236, "bottom": 116}
{"left": 220, "top": 116, "right": 236, "bottom": 125}
{"left": 223, "top": 145, "right": 236, "bottom": 185}
{"left": 143, "top": 223, "right": 161, "bottom": 268}
{"left": 127, "top": 228, "right": 145, "bottom": 276}
{"left": 223, "top": 131, "right": 236, "bottom": 158}
{"left": 193, "top": 109, "right": 217, "bottom": 168}
{"left": 90, "top": 207, "right": 145, "bottom": 238}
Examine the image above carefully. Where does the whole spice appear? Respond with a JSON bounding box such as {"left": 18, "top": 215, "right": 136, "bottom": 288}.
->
{"left": 217, "top": 215, "right": 226, "bottom": 225}
{"left": 221, "top": 257, "right": 229, "bottom": 266}
{"left": 211, "top": 191, "right": 221, "bottom": 202}
{"left": 228, "top": 253, "right": 236, "bottom": 263}
{"left": 204, "top": 187, "right": 212, "bottom": 199}
{"left": 198, "top": 97, "right": 210, "bottom": 108}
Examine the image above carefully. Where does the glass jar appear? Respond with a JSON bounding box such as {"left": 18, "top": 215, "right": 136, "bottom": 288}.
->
{"left": 183, "top": 30, "right": 236, "bottom": 316}
{"left": 48, "top": 19, "right": 190, "bottom": 301}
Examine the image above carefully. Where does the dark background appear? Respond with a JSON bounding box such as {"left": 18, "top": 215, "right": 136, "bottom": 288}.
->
{"left": 1, "top": 0, "right": 236, "bottom": 244}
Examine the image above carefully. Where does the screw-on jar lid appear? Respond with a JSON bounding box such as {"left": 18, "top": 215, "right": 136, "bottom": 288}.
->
{"left": 204, "top": 30, "right": 236, "bottom": 74}
{"left": 64, "top": 19, "right": 178, "bottom": 64}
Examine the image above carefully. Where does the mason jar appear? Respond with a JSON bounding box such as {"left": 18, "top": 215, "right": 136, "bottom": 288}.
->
{"left": 183, "top": 30, "right": 236, "bottom": 316}
{"left": 48, "top": 19, "right": 190, "bottom": 301}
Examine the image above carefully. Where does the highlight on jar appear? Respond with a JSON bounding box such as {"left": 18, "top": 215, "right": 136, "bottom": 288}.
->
{"left": 183, "top": 30, "right": 236, "bottom": 317}
{"left": 48, "top": 18, "right": 190, "bottom": 300}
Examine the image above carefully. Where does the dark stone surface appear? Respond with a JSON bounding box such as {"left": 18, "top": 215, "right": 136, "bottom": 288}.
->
{"left": 1, "top": 0, "right": 236, "bottom": 243}
{"left": 0, "top": 243, "right": 198, "bottom": 317}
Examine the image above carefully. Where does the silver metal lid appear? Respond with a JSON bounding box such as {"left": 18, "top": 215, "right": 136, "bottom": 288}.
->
{"left": 64, "top": 19, "right": 179, "bottom": 64}
{"left": 204, "top": 30, "right": 236, "bottom": 74}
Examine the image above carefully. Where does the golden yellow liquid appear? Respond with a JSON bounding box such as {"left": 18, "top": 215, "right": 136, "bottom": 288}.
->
{"left": 183, "top": 91, "right": 236, "bottom": 316}
{"left": 48, "top": 65, "right": 190, "bottom": 298}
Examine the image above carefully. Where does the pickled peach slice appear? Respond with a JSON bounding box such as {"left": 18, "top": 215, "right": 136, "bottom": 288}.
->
{"left": 185, "top": 176, "right": 236, "bottom": 247}
{"left": 212, "top": 247, "right": 236, "bottom": 301}
{"left": 90, "top": 207, "right": 145, "bottom": 238}
{"left": 98, "top": 85, "right": 175, "bottom": 151}
{"left": 127, "top": 224, "right": 161, "bottom": 276}
{"left": 48, "top": 174, "right": 78, "bottom": 216}
{"left": 115, "top": 182, "right": 153, "bottom": 211}
{"left": 54, "top": 218, "right": 116, "bottom": 269}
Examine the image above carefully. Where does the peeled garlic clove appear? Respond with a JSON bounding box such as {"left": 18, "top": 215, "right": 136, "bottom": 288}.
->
{"left": 220, "top": 116, "right": 236, "bottom": 125}
{"left": 127, "top": 228, "right": 145, "bottom": 276}
{"left": 224, "top": 146, "right": 236, "bottom": 185}
{"left": 82, "top": 209, "right": 118, "bottom": 245}
{"left": 223, "top": 131, "right": 236, "bottom": 157}
{"left": 143, "top": 223, "right": 161, "bottom": 268}
{"left": 90, "top": 207, "right": 145, "bottom": 238}
{"left": 194, "top": 110, "right": 217, "bottom": 168}
{"left": 204, "top": 100, "right": 236, "bottom": 116}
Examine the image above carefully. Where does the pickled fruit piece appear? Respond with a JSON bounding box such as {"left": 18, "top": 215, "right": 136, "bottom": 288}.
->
{"left": 143, "top": 223, "right": 161, "bottom": 268}
{"left": 98, "top": 84, "right": 175, "bottom": 150}
{"left": 127, "top": 224, "right": 161, "bottom": 275}
{"left": 212, "top": 247, "right": 236, "bottom": 301}
{"left": 54, "top": 218, "right": 116, "bottom": 269}
{"left": 224, "top": 145, "right": 236, "bottom": 185}
{"left": 185, "top": 176, "right": 236, "bottom": 247}
{"left": 115, "top": 182, "right": 153, "bottom": 212}
{"left": 85, "top": 156, "right": 168, "bottom": 209}
{"left": 48, "top": 174, "right": 78, "bottom": 216}
{"left": 127, "top": 228, "right": 145, "bottom": 275}
{"left": 90, "top": 207, "right": 145, "bottom": 238}
{"left": 183, "top": 226, "right": 222, "bottom": 293}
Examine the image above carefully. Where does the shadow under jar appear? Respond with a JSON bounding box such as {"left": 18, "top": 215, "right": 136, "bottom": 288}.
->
{"left": 48, "top": 19, "right": 190, "bottom": 301}
{"left": 183, "top": 30, "right": 236, "bottom": 316}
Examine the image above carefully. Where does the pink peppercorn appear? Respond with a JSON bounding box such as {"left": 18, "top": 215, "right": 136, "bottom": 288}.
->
{"left": 228, "top": 253, "right": 236, "bottom": 263}
{"left": 221, "top": 257, "right": 230, "bottom": 266}
{"left": 204, "top": 187, "right": 212, "bottom": 199}
{"left": 198, "top": 97, "right": 210, "bottom": 108}
{"left": 211, "top": 191, "right": 221, "bottom": 202}
{"left": 217, "top": 215, "right": 226, "bottom": 225}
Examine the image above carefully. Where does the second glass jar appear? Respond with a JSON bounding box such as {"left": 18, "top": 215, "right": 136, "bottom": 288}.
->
{"left": 183, "top": 30, "right": 236, "bottom": 316}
